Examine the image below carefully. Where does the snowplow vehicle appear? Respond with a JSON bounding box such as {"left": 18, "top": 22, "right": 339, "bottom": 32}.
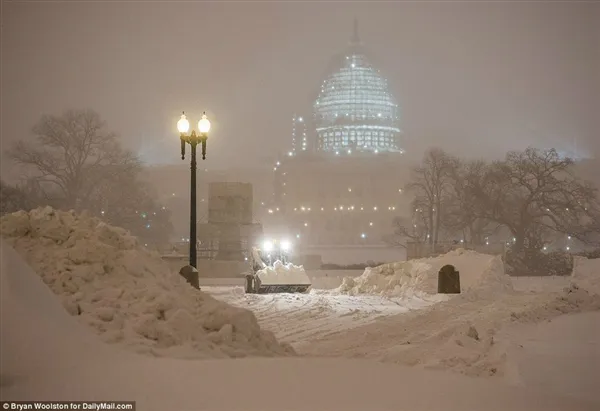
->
{"left": 244, "top": 239, "right": 312, "bottom": 294}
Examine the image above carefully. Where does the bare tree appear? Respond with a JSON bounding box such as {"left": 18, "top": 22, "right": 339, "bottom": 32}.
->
{"left": 0, "top": 179, "right": 51, "bottom": 215}
{"left": 469, "top": 147, "right": 600, "bottom": 252}
{"left": 88, "top": 173, "right": 174, "bottom": 243}
{"left": 405, "top": 148, "right": 458, "bottom": 245}
{"left": 3, "top": 109, "right": 173, "bottom": 241}
{"left": 5, "top": 109, "right": 139, "bottom": 210}
{"left": 1, "top": 181, "right": 29, "bottom": 215}
{"left": 384, "top": 198, "right": 431, "bottom": 247}
{"left": 443, "top": 160, "right": 499, "bottom": 244}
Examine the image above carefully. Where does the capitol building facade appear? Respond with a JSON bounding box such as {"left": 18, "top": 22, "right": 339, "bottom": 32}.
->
{"left": 262, "top": 21, "right": 412, "bottom": 246}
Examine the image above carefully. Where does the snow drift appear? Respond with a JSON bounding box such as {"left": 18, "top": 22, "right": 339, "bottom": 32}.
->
{"left": 1, "top": 237, "right": 595, "bottom": 411}
{"left": 306, "top": 269, "right": 600, "bottom": 381}
{"left": 306, "top": 251, "right": 600, "bottom": 380}
{"left": 0, "top": 207, "right": 294, "bottom": 358}
{"left": 572, "top": 256, "right": 600, "bottom": 295}
{"left": 256, "top": 260, "right": 311, "bottom": 285}
{"left": 337, "top": 249, "right": 512, "bottom": 297}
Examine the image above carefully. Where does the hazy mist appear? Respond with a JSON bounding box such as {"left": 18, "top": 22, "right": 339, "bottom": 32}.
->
{"left": 2, "top": 1, "right": 599, "bottom": 179}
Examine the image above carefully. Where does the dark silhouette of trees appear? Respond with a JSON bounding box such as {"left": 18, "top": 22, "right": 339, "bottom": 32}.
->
{"left": 3, "top": 109, "right": 173, "bottom": 243}
{"left": 395, "top": 147, "right": 600, "bottom": 257}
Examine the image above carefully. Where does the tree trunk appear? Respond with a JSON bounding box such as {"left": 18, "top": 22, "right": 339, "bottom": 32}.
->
{"left": 433, "top": 200, "right": 442, "bottom": 245}
{"left": 428, "top": 209, "right": 434, "bottom": 246}
{"left": 513, "top": 231, "right": 525, "bottom": 253}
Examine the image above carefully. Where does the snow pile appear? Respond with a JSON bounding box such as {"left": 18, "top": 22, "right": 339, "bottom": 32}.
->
{"left": 256, "top": 260, "right": 311, "bottom": 285}
{"left": 463, "top": 255, "right": 514, "bottom": 299}
{"left": 0, "top": 207, "right": 294, "bottom": 358}
{"left": 571, "top": 256, "right": 600, "bottom": 295}
{"left": 2, "top": 245, "right": 589, "bottom": 411}
{"left": 337, "top": 249, "right": 512, "bottom": 297}
{"left": 305, "top": 254, "right": 600, "bottom": 380}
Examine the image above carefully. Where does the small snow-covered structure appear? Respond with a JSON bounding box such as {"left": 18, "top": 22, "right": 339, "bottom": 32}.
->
{"left": 337, "top": 249, "right": 513, "bottom": 298}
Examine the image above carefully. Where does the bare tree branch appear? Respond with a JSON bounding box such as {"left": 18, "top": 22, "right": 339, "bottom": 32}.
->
{"left": 469, "top": 147, "right": 600, "bottom": 251}
{"left": 404, "top": 148, "right": 459, "bottom": 245}
{"left": 5, "top": 109, "right": 137, "bottom": 210}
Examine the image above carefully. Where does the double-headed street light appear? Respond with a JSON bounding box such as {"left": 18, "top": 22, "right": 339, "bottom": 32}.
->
{"left": 177, "top": 111, "right": 211, "bottom": 270}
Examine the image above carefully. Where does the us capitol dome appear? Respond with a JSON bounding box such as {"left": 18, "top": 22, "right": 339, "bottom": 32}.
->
{"left": 264, "top": 21, "right": 412, "bottom": 249}
{"left": 312, "top": 20, "right": 403, "bottom": 155}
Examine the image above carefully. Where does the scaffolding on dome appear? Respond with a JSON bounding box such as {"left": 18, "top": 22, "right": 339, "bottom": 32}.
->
{"left": 313, "top": 20, "right": 403, "bottom": 155}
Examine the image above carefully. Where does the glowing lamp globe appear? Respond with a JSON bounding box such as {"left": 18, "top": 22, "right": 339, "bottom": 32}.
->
{"left": 177, "top": 112, "right": 190, "bottom": 133}
{"left": 198, "top": 112, "right": 211, "bottom": 134}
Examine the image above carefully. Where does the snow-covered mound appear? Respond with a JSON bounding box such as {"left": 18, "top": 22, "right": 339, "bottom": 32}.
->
{"left": 0, "top": 207, "right": 294, "bottom": 358}
{"left": 3, "top": 246, "right": 590, "bottom": 411}
{"left": 257, "top": 260, "right": 311, "bottom": 285}
{"left": 572, "top": 256, "right": 600, "bottom": 295}
{"left": 337, "top": 249, "right": 512, "bottom": 297}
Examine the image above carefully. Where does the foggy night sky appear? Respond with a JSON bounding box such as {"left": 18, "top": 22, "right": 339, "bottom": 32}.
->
{"left": 1, "top": 1, "right": 599, "bottom": 179}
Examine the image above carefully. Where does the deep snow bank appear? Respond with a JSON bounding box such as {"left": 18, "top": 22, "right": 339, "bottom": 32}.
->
{"left": 3, "top": 241, "right": 594, "bottom": 411}
{"left": 337, "top": 249, "right": 512, "bottom": 297}
{"left": 256, "top": 260, "right": 311, "bottom": 285}
{"left": 0, "top": 207, "right": 294, "bottom": 358}
{"left": 307, "top": 250, "right": 600, "bottom": 379}
{"left": 3, "top": 248, "right": 591, "bottom": 411}
{"left": 572, "top": 257, "right": 600, "bottom": 295}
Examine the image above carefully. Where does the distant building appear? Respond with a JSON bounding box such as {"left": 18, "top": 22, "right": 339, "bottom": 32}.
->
{"left": 313, "top": 19, "right": 403, "bottom": 154}
{"left": 263, "top": 20, "right": 412, "bottom": 247}
{"left": 290, "top": 114, "right": 308, "bottom": 156}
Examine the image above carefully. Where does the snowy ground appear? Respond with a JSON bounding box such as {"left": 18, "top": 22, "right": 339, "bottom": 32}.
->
{"left": 2, "top": 209, "right": 599, "bottom": 410}
{"left": 506, "top": 311, "right": 600, "bottom": 404}
{"left": 204, "top": 286, "right": 447, "bottom": 348}
{"left": 3, "top": 241, "right": 597, "bottom": 411}
{"left": 201, "top": 274, "right": 576, "bottom": 349}
{"left": 202, "top": 274, "right": 600, "bottom": 405}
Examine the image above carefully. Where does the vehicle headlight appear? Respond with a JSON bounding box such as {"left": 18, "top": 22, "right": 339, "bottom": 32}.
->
{"left": 280, "top": 240, "right": 292, "bottom": 252}
{"left": 262, "top": 240, "right": 274, "bottom": 253}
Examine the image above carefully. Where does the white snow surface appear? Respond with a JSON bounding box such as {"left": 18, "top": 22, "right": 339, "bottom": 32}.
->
{"left": 0, "top": 208, "right": 293, "bottom": 358}
{"left": 298, "top": 251, "right": 600, "bottom": 384}
{"left": 507, "top": 311, "right": 600, "bottom": 404}
{"left": 302, "top": 280, "right": 600, "bottom": 380}
{"left": 256, "top": 260, "right": 311, "bottom": 285}
{"left": 337, "top": 249, "right": 513, "bottom": 297}
{"left": 205, "top": 286, "right": 447, "bottom": 348}
{"left": 2, "top": 238, "right": 597, "bottom": 411}
{"left": 572, "top": 256, "right": 600, "bottom": 295}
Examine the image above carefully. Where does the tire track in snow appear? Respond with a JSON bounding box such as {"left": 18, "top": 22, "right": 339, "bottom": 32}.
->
{"left": 204, "top": 286, "right": 440, "bottom": 347}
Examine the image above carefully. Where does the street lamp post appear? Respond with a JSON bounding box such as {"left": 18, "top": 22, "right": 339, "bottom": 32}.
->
{"left": 177, "top": 111, "right": 211, "bottom": 269}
